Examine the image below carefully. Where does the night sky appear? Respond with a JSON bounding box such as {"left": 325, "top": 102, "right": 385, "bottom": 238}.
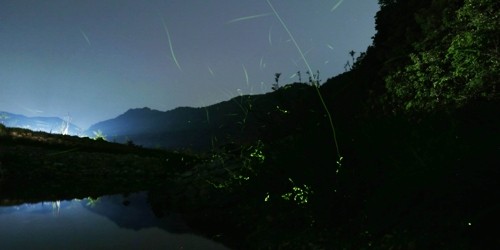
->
{"left": 0, "top": 0, "right": 379, "bottom": 129}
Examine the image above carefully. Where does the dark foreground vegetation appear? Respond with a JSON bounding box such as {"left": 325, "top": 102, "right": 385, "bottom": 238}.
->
{"left": 1, "top": 0, "right": 499, "bottom": 249}
{"left": 0, "top": 126, "right": 198, "bottom": 201}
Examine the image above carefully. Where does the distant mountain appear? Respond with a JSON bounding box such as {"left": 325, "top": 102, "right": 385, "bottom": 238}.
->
{"left": 84, "top": 102, "right": 261, "bottom": 150}
{"left": 0, "top": 111, "right": 82, "bottom": 135}
{"left": 85, "top": 83, "right": 323, "bottom": 150}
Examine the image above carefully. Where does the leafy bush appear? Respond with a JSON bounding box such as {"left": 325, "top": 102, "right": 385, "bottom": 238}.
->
{"left": 0, "top": 123, "right": 7, "bottom": 137}
{"left": 384, "top": 0, "right": 499, "bottom": 113}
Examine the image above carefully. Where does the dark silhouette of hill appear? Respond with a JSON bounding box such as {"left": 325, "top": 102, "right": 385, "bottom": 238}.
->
{"left": 84, "top": 83, "right": 327, "bottom": 150}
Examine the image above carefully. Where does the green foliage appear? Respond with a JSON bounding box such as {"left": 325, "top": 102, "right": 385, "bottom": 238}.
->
{"left": 86, "top": 197, "right": 101, "bottom": 207}
{"left": 384, "top": 0, "right": 499, "bottom": 113}
{"left": 449, "top": 0, "right": 499, "bottom": 98}
{"left": 92, "top": 130, "right": 107, "bottom": 141}
{"left": 206, "top": 140, "right": 266, "bottom": 190}
{"left": 0, "top": 123, "right": 7, "bottom": 137}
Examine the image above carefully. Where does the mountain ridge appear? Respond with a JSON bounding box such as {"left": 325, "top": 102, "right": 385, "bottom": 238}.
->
{"left": 83, "top": 83, "right": 321, "bottom": 150}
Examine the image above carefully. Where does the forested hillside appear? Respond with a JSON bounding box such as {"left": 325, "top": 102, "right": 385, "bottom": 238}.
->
{"left": 348, "top": 0, "right": 498, "bottom": 114}
{"left": 196, "top": 0, "right": 499, "bottom": 248}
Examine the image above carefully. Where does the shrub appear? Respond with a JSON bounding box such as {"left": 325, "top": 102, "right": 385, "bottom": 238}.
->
{"left": 0, "top": 123, "right": 7, "bottom": 137}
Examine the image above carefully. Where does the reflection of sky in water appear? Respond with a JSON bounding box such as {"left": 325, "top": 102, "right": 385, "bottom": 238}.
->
{"left": 0, "top": 193, "right": 230, "bottom": 250}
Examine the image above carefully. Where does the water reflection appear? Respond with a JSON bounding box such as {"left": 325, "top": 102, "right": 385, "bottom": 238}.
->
{"left": 0, "top": 192, "right": 230, "bottom": 250}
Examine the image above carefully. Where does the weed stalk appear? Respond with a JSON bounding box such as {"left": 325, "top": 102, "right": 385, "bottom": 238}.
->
{"left": 266, "top": 0, "right": 342, "bottom": 167}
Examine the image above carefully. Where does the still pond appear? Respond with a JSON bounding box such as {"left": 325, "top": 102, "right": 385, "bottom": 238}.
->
{"left": 0, "top": 192, "right": 229, "bottom": 250}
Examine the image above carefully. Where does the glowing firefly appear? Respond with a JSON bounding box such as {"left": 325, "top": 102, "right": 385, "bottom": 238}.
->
{"left": 331, "top": 0, "right": 345, "bottom": 12}
{"left": 227, "top": 13, "right": 272, "bottom": 24}
{"left": 242, "top": 64, "right": 249, "bottom": 86}
{"left": 207, "top": 65, "right": 215, "bottom": 77}
{"left": 80, "top": 29, "right": 91, "bottom": 46}
{"left": 161, "top": 18, "right": 182, "bottom": 72}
